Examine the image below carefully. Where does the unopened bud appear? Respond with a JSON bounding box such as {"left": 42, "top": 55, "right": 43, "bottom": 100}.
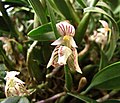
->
{"left": 77, "top": 77, "right": 87, "bottom": 92}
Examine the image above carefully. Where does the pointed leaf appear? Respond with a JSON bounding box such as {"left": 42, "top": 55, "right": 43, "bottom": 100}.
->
{"left": 53, "top": 0, "right": 72, "bottom": 20}
{"left": 64, "top": 65, "right": 73, "bottom": 91}
{"left": 1, "top": 96, "right": 20, "bottom": 103}
{"left": 18, "top": 97, "right": 30, "bottom": 103}
{"left": 27, "top": 0, "right": 48, "bottom": 24}
{"left": 96, "top": 1, "right": 112, "bottom": 11}
{"left": 46, "top": 0, "right": 59, "bottom": 38}
{"left": 84, "top": 61, "right": 120, "bottom": 94}
{"left": 68, "top": 92, "right": 97, "bottom": 103}
{"left": 28, "top": 23, "right": 56, "bottom": 41}
{"left": 76, "top": 0, "right": 87, "bottom": 8}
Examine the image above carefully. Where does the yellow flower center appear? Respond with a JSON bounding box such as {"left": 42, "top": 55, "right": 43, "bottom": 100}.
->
{"left": 63, "top": 35, "right": 71, "bottom": 48}
{"left": 63, "top": 35, "right": 70, "bottom": 41}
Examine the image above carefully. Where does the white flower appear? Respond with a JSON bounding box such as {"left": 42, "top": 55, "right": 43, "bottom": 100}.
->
{"left": 97, "top": 20, "right": 111, "bottom": 36}
{"left": 4, "top": 71, "right": 29, "bottom": 97}
{"left": 89, "top": 31, "right": 107, "bottom": 45}
{"left": 89, "top": 20, "right": 111, "bottom": 47}
{"left": 47, "top": 21, "right": 82, "bottom": 73}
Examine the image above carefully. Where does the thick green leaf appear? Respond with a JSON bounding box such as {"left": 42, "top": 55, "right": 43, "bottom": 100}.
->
{"left": 27, "top": 0, "right": 48, "bottom": 24}
{"left": 83, "top": 61, "right": 120, "bottom": 94}
{"left": 96, "top": 1, "right": 112, "bottom": 11}
{"left": 76, "top": 0, "right": 87, "bottom": 8}
{"left": 75, "top": 13, "right": 90, "bottom": 46}
{"left": 28, "top": 23, "right": 56, "bottom": 41}
{"left": 18, "top": 97, "right": 30, "bottom": 103}
{"left": 64, "top": 65, "right": 73, "bottom": 91}
{"left": 46, "top": 0, "right": 59, "bottom": 38}
{"left": 53, "top": 0, "right": 73, "bottom": 21}
{"left": 1, "top": 96, "right": 20, "bottom": 103}
{"left": 68, "top": 92, "right": 97, "bottom": 103}
{"left": 84, "top": 7, "right": 119, "bottom": 60}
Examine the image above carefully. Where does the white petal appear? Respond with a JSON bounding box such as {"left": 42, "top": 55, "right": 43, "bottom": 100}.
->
{"left": 69, "top": 37, "right": 78, "bottom": 48}
{"left": 14, "top": 77, "right": 25, "bottom": 84}
{"left": 99, "top": 20, "right": 108, "bottom": 28}
{"left": 56, "top": 21, "right": 75, "bottom": 36}
{"left": 51, "top": 37, "right": 63, "bottom": 46}
{"left": 97, "top": 28, "right": 106, "bottom": 33}
{"left": 68, "top": 48, "right": 82, "bottom": 73}
{"left": 47, "top": 46, "right": 59, "bottom": 68}
{"left": 73, "top": 48, "right": 82, "bottom": 73}
{"left": 57, "top": 46, "right": 72, "bottom": 65}
{"left": 95, "top": 33, "right": 107, "bottom": 44}
{"left": 4, "top": 71, "right": 20, "bottom": 80}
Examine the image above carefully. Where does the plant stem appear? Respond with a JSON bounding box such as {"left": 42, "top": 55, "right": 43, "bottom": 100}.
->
{"left": 37, "top": 92, "right": 66, "bottom": 103}
{"left": 96, "top": 90, "right": 119, "bottom": 102}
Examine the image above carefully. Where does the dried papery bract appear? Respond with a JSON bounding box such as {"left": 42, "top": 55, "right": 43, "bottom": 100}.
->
{"left": 47, "top": 21, "right": 82, "bottom": 74}
{"left": 4, "top": 71, "right": 29, "bottom": 97}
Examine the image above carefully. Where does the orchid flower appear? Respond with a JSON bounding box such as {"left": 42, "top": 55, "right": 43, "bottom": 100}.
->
{"left": 89, "top": 31, "right": 107, "bottom": 45}
{"left": 97, "top": 20, "right": 111, "bottom": 36}
{"left": 89, "top": 20, "right": 111, "bottom": 48}
{"left": 4, "top": 71, "right": 29, "bottom": 97}
{"left": 47, "top": 21, "right": 82, "bottom": 74}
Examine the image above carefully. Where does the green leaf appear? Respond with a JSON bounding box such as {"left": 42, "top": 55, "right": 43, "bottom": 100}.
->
{"left": 27, "top": 0, "right": 48, "bottom": 24}
{"left": 53, "top": 0, "right": 73, "bottom": 20}
{"left": 84, "top": 7, "right": 119, "bottom": 60}
{"left": 18, "top": 97, "right": 30, "bottom": 103}
{"left": 75, "top": 13, "right": 90, "bottom": 46}
{"left": 46, "top": 0, "right": 59, "bottom": 38}
{"left": 83, "top": 61, "right": 120, "bottom": 94}
{"left": 68, "top": 92, "right": 97, "bottom": 103}
{"left": 96, "top": 1, "right": 112, "bottom": 11}
{"left": 64, "top": 65, "right": 73, "bottom": 91}
{"left": 28, "top": 23, "right": 56, "bottom": 41}
{"left": 76, "top": 0, "right": 87, "bottom": 8}
{"left": 1, "top": 96, "right": 20, "bottom": 103}
{"left": 99, "top": 49, "right": 108, "bottom": 70}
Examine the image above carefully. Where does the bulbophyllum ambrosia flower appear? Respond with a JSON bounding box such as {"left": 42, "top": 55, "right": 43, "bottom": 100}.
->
{"left": 97, "top": 20, "right": 111, "bottom": 36}
{"left": 89, "top": 30, "right": 107, "bottom": 45}
{"left": 4, "top": 71, "right": 29, "bottom": 97}
{"left": 47, "top": 21, "right": 82, "bottom": 74}
{"left": 89, "top": 20, "right": 111, "bottom": 48}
